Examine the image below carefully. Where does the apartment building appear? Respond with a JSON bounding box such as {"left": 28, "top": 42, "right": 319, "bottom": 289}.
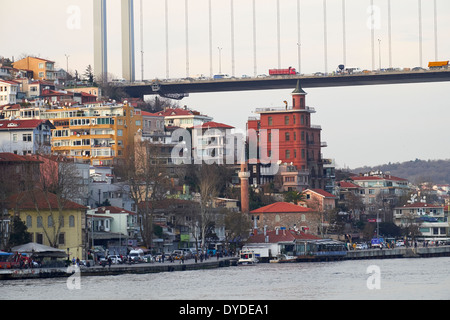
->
{"left": 247, "top": 81, "right": 326, "bottom": 191}
{"left": 13, "top": 56, "right": 56, "bottom": 81}
{"left": 0, "top": 80, "right": 19, "bottom": 106}
{"left": 41, "top": 101, "right": 142, "bottom": 166}
{"left": 0, "top": 119, "right": 54, "bottom": 155}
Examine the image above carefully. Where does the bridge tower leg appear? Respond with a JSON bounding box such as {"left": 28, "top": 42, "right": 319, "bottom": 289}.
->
{"left": 122, "top": 0, "right": 136, "bottom": 82}
{"left": 93, "top": 0, "right": 108, "bottom": 81}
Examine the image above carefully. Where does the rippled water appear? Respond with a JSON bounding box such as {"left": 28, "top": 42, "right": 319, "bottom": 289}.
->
{"left": 1, "top": 257, "right": 449, "bottom": 300}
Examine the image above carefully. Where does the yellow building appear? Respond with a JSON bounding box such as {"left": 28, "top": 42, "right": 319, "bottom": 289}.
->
{"left": 12, "top": 56, "right": 56, "bottom": 81}
{"left": 41, "top": 101, "right": 143, "bottom": 166}
{"left": 7, "top": 190, "right": 87, "bottom": 260}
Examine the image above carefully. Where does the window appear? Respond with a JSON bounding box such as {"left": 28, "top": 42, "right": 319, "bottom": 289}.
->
{"left": 284, "top": 116, "right": 289, "bottom": 125}
{"left": 285, "top": 132, "right": 290, "bottom": 141}
{"left": 48, "top": 216, "right": 54, "bottom": 227}
{"left": 26, "top": 216, "right": 32, "bottom": 228}
{"left": 23, "top": 134, "right": 32, "bottom": 142}
{"left": 58, "top": 233, "right": 65, "bottom": 246}
{"left": 268, "top": 117, "right": 273, "bottom": 126}
{"left": 285, "top": 150, "right": 290, "bottom": 159}
{"left": 117, "top": 129, "right": 123, "bottom": 137}
{"left": 69, "top": 215, "right": 75, "bottom": 227}
{"left": 37, "top": 216, "right": 43, "bottom": 228}
{"left": 38, "top": 63, "right": 44, "bottom": 69}
{"left": 12, "top": 134, "right": 18, "bottom": 143}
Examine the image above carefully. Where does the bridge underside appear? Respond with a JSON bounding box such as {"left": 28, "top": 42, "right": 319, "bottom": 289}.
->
{"left": 121, "top": 71, "right": 450, "bottom": 99}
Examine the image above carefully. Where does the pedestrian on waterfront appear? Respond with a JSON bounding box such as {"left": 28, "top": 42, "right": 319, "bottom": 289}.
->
{"left": 194, "top": 254, "right": 198, "bottom": 263}
{"left": 108, "top": 256, "right": 112, "bottom": 268}
{"left": 216, "top": 252, "right": 219, "bottom": 260}
{"left": 162, "top": 253, "right": 165, "bottom": 263}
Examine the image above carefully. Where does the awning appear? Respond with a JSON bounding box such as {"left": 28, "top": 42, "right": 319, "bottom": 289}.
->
{"left": 11, "top": 242, "right": 67, "bottom": 258}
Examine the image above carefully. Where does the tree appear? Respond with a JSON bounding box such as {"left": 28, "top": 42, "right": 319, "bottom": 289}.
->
{"left": 116, "top": 140, "right": 170, "bottom": 249}
{"left": 7, "top": 216, "right": 31, "bottom": 249}
{"left": 84, "top": 65, "right": 94, "bottom": 84}
{"left": 224, "top": 209, "right": 252, "bottom": 252}
{"left": 284, "top": 190, "right": 306, "bottom": 205}
{"left": 196, "top": 164, "right": 220, "bottom": 252}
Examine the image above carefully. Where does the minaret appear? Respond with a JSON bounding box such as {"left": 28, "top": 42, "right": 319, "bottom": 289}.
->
{"left": 239, "top": 161, "right": 250, "bottom": 214}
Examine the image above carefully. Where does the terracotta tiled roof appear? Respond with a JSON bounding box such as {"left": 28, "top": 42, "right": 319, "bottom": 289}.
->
{"left": 92, "top": 206, "right": 135, "bottom": 215}
{"left": 305, "top": 188, "right": 337, "bottom": 198}
{"left": 351, "top": 175, "right": 407, "bottom": 182}
{"left": 250, "top": 202, "right": 311, "bottom": 214}
{"left": 141, "top": 111, "right": 163, "bottom": 117}
{"left": 6, "top": 190, "right": 87, "bottom": 210}
{"left": 0, "top": 153, "right": 42, "bottom": 163}
{"left": 397, "top": 202, "right": 443, "bottom": 209}
{"left": 0, "top": 119, "right": 53, "bottom": 130}
{"left": 338, "top": 181, "right": 361, "bottom": 188}
{"left": 193, "top": 121, "right": 234, "bottom": 129}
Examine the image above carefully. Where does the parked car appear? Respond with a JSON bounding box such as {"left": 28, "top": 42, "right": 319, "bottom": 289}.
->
{"left": 395, "top": 240, "right": 405, "bottom": 247}
{"left": 109, "top": 255, "right": 123, "bottom": 264}
{"left": 142, "top": 254, "right": 155, "bottom": 263}
{"left": 355, "top": 243, "right": 368, "bottom": 250}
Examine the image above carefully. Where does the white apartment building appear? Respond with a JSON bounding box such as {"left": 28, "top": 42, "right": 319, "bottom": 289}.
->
{"left": 0, "top": 80, "right": 19, "bottom": 106}
{"left": 0, "top": 119, "right": 54, "bottom": 155}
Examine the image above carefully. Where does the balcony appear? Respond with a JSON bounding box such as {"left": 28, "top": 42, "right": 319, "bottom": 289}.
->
{"left": 255, "top": 106, "right": 316, "bottom": 113}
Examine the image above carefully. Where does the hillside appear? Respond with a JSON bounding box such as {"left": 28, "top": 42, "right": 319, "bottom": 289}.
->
{"left": 351, "top": 159, "right": 450, "bottom": 185}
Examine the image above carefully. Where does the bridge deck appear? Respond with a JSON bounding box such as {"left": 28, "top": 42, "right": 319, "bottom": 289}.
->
{"left": 121, "top": 70, "right": 450, "bottom": 99}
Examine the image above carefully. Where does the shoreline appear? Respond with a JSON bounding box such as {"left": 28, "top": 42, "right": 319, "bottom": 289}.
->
{"left": 2, "top": 246, "right": 450, "bottom": 280}
{"left": 0, "top": 257, "right": 238, "bottom": 281}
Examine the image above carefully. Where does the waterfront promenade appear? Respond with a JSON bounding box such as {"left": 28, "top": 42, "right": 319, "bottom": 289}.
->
{"left": 0, "top": 256, "right": 238, "bottom": 280}
{"left": 2, "top": 246, "right": 450, "bottom": 280}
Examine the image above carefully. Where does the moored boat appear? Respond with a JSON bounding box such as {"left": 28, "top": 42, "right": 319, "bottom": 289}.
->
{"left": 237, "top": 250, "right": 259, "bottom": 265}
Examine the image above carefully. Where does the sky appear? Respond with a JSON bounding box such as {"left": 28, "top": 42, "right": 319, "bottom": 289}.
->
{"left": 2, "top": 0, "right": 450, "bottom": 169}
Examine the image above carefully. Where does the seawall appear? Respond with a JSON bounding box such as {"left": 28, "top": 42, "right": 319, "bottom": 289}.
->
{"left": 346, "top": 246, "right": 450, "bottom": 260}
{"left": 0, "top": 258, "right": 238, "bottom": 281}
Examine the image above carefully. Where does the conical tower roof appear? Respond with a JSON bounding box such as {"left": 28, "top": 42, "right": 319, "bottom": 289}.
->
{"left": 292, "top": 80, "right": 307, "bottom": 95}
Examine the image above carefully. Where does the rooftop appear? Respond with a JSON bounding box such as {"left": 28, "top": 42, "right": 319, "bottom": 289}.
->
{"left": 250, "top": 202, "right": 311, "bottom": 214}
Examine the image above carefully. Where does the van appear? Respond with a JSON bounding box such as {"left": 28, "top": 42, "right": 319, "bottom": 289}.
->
{"left": 128, "top": 249, "right": 144, "bottom": 263}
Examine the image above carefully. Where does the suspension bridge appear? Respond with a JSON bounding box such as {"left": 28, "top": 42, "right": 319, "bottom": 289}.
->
{"left": 95, "top": 0, "right": 450, "bottom": 99}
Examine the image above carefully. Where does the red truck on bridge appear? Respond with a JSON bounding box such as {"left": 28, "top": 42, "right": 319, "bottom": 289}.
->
{"left": 269, "top": 67, "right": 297, "bottom": 75}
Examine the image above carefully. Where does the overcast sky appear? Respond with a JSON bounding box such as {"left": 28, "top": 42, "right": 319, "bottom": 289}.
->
{"left": 2, "top": 0, "right": 450, "bottom": 169}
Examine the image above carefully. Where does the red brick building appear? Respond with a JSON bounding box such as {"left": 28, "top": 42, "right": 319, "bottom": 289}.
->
{"left": 247, "top": 81, "right": 325, "bottom": 190}
{"left": 250, "top": 202, "right": 319, "bottom": 234}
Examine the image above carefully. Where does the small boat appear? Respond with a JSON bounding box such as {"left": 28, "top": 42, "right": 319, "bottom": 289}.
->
{"left": 237, "top": 250, "right": 259, "bottom": 265}
{"left": 278, "top": 254, "right": 297, "bottom": 263}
